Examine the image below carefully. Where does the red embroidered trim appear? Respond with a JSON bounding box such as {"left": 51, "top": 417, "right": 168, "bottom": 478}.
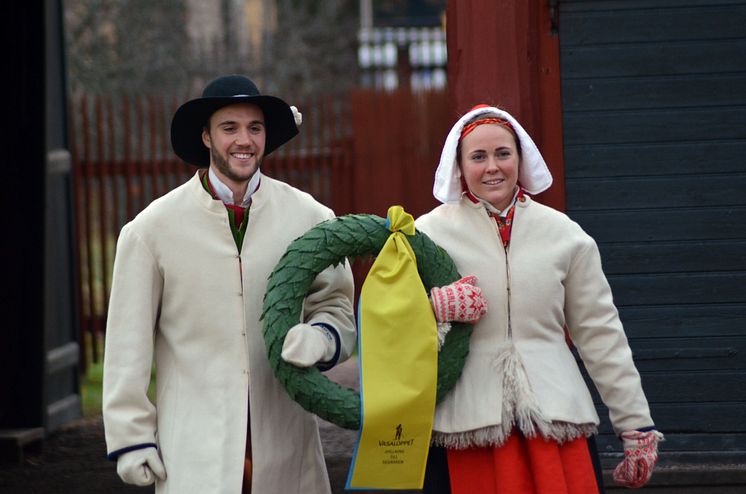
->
{"left": 489, "top": 188, "right": 526, "bottom": 248}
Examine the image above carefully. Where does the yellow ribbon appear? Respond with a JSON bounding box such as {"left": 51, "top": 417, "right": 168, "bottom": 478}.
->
{"left": 347, "top": 206, "right": 438, "bottom": 490}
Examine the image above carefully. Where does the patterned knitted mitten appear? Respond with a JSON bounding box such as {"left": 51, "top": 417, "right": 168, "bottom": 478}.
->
{"left": 430, "top": 275, "right": 487, "bottom": 323}
{"left": 613, "top": 430, "right": 664, "bottom": 488}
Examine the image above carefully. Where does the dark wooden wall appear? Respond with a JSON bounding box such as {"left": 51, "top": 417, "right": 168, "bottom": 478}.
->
{"left": 559, "top": 0, "right": 746, "bottom": 468}
{"left": 0, "top": 0, "right": 79, "bottom": 450}
{"left": 0, "top": 0, "right": 47, "bottom": 434}
{"left": 44, "top": 0, "right": 80, "bottom": 432}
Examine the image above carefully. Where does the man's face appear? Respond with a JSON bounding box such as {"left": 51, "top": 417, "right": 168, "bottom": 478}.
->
{"left": 202, "top": 102, "right": 266, "bottom": 187}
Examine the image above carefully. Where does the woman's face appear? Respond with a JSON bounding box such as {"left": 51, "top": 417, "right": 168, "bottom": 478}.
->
{"left": 459, "top": 123, "right": 520, "bottom": 211}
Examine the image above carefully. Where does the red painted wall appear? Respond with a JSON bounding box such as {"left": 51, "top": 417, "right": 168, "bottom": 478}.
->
{"left": 446, "top": 0, "right": 566, "bottom": 211}
{"left": 349, "top": 88, "right": 449, "bottom": 219}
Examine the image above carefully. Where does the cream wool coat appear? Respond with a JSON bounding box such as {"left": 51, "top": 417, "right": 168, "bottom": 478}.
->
{"left": 103, "top": 172, "right": 355, "bottom": 494}
{"left": 415, "top": 196, "right": 653, "bottom": 445}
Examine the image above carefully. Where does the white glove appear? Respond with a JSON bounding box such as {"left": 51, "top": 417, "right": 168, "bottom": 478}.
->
{"left": 290, "top": 105, "right": 302, "bottom": 126}
{"left": 117, "top": 447, "right": 167, "bottom": 486}
{"left": 281, "top": 323, "right": 336, "bottom": 367}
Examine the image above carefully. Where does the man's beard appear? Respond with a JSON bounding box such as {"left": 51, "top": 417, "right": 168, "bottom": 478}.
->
{"left": 210, "top": 146, "right": 262, "bottom": 183}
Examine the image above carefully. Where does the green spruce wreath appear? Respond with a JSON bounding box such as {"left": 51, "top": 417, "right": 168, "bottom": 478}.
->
{"left": 261, "top": 214, "right": 473, "bottom": 430}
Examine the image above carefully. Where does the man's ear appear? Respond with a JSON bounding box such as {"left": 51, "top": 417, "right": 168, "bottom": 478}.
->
{"left": 201, "top": 128, "right": 211, "bottom": 149}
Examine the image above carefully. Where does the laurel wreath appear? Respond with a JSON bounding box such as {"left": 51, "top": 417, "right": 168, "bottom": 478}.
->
{"left": 261, "top": 214, "right": 472, "bottom": 430}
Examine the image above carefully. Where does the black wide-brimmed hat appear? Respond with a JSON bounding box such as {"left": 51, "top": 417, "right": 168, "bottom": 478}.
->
{"left": 171, "top": 75, "right": 299, "bottom": 167}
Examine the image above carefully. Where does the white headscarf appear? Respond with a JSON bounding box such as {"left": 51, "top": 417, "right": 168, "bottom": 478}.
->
{"left": 433, "top": 105, "right": 553, "bottom": 204}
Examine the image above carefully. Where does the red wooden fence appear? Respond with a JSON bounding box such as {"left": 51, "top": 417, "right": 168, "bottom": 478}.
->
{"left": 69, "top": 89, "right": 447, "bottom": 369}
{"left": 69, "top": 93, "right": 190, "bottom": 366}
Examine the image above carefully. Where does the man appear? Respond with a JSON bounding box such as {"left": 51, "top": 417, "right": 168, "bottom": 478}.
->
{"left": 102, "top": 74, "right": 356, "bottom": 494}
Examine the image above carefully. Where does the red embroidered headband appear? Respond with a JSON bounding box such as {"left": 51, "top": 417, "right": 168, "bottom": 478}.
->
{"left": 460, "top": 117, "right": 516, "bottom": 141}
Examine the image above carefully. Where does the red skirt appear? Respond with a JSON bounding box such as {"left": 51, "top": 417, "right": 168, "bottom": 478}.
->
{"left": 447, "top": 434, "right": 599, "bottom": 494}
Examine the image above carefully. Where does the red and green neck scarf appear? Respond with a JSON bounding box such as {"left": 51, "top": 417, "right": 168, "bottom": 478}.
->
{"left": 200, "top": 171, "right": 251, "bottom": 250}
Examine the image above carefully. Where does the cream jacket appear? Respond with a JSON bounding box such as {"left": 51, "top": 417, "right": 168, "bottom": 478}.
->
{"left": 103, "top": 172, "right": 355, "bottom": 493}
{"left": 415, "top": 196, "right": 652, "bottom": 446}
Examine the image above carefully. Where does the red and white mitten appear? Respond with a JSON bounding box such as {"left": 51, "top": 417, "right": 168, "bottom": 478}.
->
{"left": 613, "top": 430, "right": 664, "bottom": 488}
{"left": 430, "top": 275, "right": 487, "bottom": 323}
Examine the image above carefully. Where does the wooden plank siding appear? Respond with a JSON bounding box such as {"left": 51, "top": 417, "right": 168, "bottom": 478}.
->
{"left": 559, "top": 0, "right": 746, "bottom": 468}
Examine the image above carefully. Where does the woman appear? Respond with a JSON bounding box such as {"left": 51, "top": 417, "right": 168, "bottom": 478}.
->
{"left": 416, "top": 104, "right": 663, "bottom": 493}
